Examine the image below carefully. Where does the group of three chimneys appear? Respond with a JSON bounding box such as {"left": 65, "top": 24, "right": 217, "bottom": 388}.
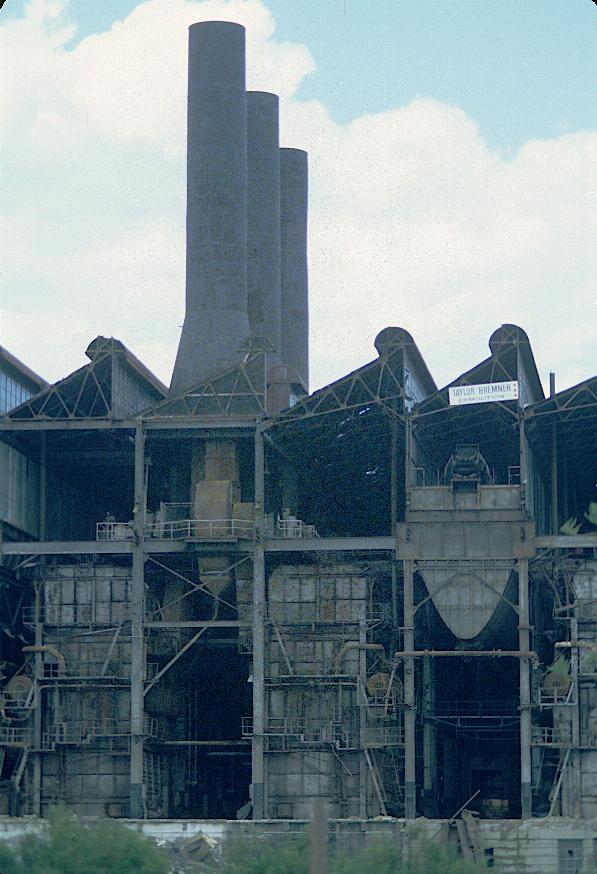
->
{"left": 170, "top": 21, "right": 309, "bottom": 399}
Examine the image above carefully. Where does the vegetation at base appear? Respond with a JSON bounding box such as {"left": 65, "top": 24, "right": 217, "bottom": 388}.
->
{"left": 221, "top": 834, "right": 492, "bottom": 874}
{"left": 0, "top": 805, "right": 169, "bottom": 874}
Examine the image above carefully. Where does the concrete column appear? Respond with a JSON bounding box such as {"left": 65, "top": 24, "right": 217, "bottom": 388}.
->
{"left": 280, "top": 148, "right": 309, "bottom": 390}
{"left": 570, "top": 617, "right": 581, "bottom": 816}
{"left": 404, "top": 558, "right": 416, "bottom": 818}
{"left": 309, "top": 797, "right": 328, "bottom": 874}
{"left": 32, "top": 582, "right": 43, "bottom": 815}
{"left": 422, "top": 655, "right": 437, "bottom": 816}
{"left": 130, "top": 422, "right": 145, "bottom": 818}
{"left": 359, "top": 622, "right": 368, "bottom": 818}
{"left": 170, "top": 21, "right": 250, "bottom": 395}
{"left": 252, "top": 426, "right": 266, "bottom": 818}
{"left": 247, "top": 91, "right": 281, "bottom": 361}
{"left": 518, "top": 558, "right": 532, "bottom": 818}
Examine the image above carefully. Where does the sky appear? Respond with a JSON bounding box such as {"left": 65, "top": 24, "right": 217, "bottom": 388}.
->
{"left": 1, "top": 0, "right": 596, "bottom": 394}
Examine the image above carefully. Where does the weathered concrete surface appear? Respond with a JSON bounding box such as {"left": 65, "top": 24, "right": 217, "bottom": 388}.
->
{"left": 170, "top": 21, "right": 250, "bottom": 395}
{"left": 280, "top": 148, "right": 309, "bottom": 390}
{"left": 247, "top": 91, "right": 281, "bottom": 362}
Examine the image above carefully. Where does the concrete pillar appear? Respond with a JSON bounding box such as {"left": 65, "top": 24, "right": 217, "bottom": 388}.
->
{"left": 247, "top": 92, "right": 281, "bottom": 362}
{"left": 519, "top": 558, "right": 532, "bottom": 818}
{"left": 359, "top": 622, "right": 368, "bottom": 817}
{"left": 309, "top": 797, "right": 328, "bottom": 874}
{"left": 32, "top": 582, "right": 43, "bottom": 816}
{"left": 130, "top": 422, "right": 145, "bottom": 818}
{"left": 280, "top": 148, "right": 309, "bottom": 390}
{"left": 170, "top": 21, "right": 250, "bottom": 395}
{"left": 252, "top": 426, "right": 266, "bottom": 818}
{"left": 422, "top": 655, "right": 437, "bottom": 816}
{"left": 404, "top": 558, "right": 416, "bottom": 818}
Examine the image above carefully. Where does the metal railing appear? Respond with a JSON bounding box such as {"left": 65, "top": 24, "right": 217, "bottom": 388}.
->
{"left": 0, "top": 725, "right": 31, "bottom": 746}
{"left": 242, "top": 717, "right": 400, "bottom": 751}
{"left": 22, "top": 604, "right": 129, "bottom": 627}
{"left": 96, "top": 521, "right": 135, "bottom": 541}
{"left": 538, "top": 684, "right": 575, "bottom": 706}
{"left": 97, "top": 518, "right": 255, "bottom": 541}
{"left": 275, "top": 515, "right": 319, "bottom": 539}
{"left": 531, "top": 726, "right": 572, "bottom": 747}
{"left": 364, "top": 724, "right": 405, "bottom": 747}
{"left": 508, "top": 466, "right": 521, "bottom": 485}
{"left": 42, "top": 715, "right": 164, "bottom": 750}
{"left": 0, "top": 689, "right": 35, "bottom": 710}
{"left": 144, "top": 518, "right": 255, "bottom": 540}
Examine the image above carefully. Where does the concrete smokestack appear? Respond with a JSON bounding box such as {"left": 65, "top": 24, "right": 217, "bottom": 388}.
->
{"left": 170, "top": 21, "right": 250, "bottom": 395}
{"left": 247, "top": 92, "right": 281, "bottom": 363}
{"left": 280, "top": 148, "right": 309, "bottom": 390}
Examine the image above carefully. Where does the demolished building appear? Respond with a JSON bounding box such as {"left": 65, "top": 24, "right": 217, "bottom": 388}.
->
{"left": 1, "top": 20, "right": 597, "bottom": 867}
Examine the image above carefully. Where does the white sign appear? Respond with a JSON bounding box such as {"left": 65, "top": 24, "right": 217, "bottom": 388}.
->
{"left": 448, "top": 381, "right": 519, "bottom": 406}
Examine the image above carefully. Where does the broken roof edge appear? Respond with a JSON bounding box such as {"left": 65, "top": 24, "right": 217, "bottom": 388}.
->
{"left": 3, "top": 337, "right": 167, "bottom": 422}
{"left": 0, "top": 345, "right": 49, "bottom": 392}
{"left": 85, "top": 336, "right": 168, "bottom": 398}
{"left": 374, "top": 327, "right": 437, "bottom": 397}
{"left": 413, "top": 323, "right": 544, "bottom": 417}
{"left": 489, "top": 323, "right": 544, "bottom": 402}
{"left": 266, "top": 326, "right": 436, "bottom": 425}
{"left": 525, "top": 373, "right": 597, "bottom": 418}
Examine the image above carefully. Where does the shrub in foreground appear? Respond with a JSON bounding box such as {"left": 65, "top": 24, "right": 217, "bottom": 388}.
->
{"left": 0, "top": 805, "right": 168, "bottom": 874}
{"left": 221, "top": 833, "right": 492, "bottom": 874}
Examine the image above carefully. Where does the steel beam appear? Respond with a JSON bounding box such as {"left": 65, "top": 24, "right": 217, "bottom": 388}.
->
{"left": 264, "top": 536, "right": 395, "bottom": 552}
{"left": 535, "top": 535, "right": 597, "bottom": 548}
{"left": 1, "top": 540, "right": 188, "bottom": 555}
{"left": 145, "top": 620, "right": 251, "bottom": 628}
{"left": 550, "top": 420, "right": 558, "bottom": 535}
{"left": 143, "top": 419, "right": 258, "bottom": 431}
{"left": 0, "top": 419, "right": 135, "bottom": 431}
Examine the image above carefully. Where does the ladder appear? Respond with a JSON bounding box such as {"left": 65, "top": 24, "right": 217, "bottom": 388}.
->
{"left": 548, "top": 748, "right": 571, "bottom": 816}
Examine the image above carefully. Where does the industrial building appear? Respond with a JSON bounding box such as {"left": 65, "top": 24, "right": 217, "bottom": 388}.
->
{"left": 1, "top": 18, "right": 596, "bottom": 868}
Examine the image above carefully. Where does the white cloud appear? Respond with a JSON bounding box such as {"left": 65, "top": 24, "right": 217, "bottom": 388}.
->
{"left": 1, "top": 0, "right": 596, "bottom": 394}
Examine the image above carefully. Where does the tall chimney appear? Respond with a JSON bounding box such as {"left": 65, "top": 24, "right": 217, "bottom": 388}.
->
{"left": 247, "top": 91, "right": 281, "bottom": 363}
{"left": 170, "top": 21, "right": 250, "bottom": 395}
{"left": 280, "top": 148, "right": 309, "bottom": 390}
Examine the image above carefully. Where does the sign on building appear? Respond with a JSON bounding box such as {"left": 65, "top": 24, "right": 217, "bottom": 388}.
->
{"left": 448, "top": 381, "right": 519, "bottom": 406}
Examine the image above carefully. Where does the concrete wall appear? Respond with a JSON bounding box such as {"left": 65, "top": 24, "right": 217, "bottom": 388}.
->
{"left": 0, "top": 441, "right": 39, "bottom": 537}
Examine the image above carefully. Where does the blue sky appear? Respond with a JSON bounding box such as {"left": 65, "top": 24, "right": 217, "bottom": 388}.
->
{"left": 1, "top": 0, "right": 596, "bottom": 391}
{"left": 5, "top": 0, "right": 596, "bottom": 150}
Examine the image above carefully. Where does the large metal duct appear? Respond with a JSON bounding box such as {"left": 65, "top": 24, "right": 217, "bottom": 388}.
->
{"left": 280, "top": 148, "right": 309, "bottom": 390}
{"left": 247, "top": 92, "right": 281, "bottom": 363}
{"left": 170, "top": 21, "right": 250, "bottom": 396}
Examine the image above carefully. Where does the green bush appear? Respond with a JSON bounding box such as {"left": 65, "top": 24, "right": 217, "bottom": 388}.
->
{"left": 222, "top": 833, "right": 309, "bottom": 874}
{"left": 331, "top": 840, "right": 489, "bottom": 874}
{"left": 0, "top": 806, "right": 169, "bottom": 874}
{"left": 221, "top": 833, "right": 491, "bottom": 874}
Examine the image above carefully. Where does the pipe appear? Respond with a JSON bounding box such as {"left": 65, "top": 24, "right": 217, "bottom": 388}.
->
{"left": 247, "top": 91, "right": 281, "bottom": 362}
{"left": 333, "top": 642, "right": 385, "bottom": 673}
{"left": 393, "top": 649, "right": 540, "bottom": 668}
{"left": 556, "top": 640, "right": 597, "bottom": 651}
{"left": 22, "top": 645, "right": 65, "bottom": 674}
{"left": 280, "top": 148, "right": 309, "bottom": 390}
{"left": 170, "top": 21, "right": 250, "bottom": 395}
